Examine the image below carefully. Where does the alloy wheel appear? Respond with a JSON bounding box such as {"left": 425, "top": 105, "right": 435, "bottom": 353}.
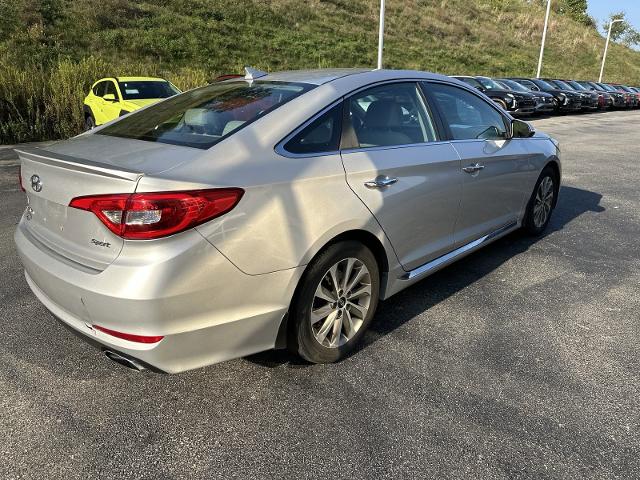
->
{"left": 310, "top": 257, "right": 372, "bottom": 348}
{"left": 533, "top": 176, "right": 554, "bottom": 228}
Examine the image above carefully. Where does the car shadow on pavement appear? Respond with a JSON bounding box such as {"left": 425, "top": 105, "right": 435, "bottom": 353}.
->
{"left": 246, "top": 185, "right": 604, "bottom": 369}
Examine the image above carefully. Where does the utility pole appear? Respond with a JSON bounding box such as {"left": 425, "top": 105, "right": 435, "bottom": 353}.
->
{"left": 599, "top": 19, "right": 624, "bottom": 82}
{"left": 536, "top": 0, "right": 552, "bottom": 78}
{"left": 377, "top": 0, "right": 385, "bottom": 69}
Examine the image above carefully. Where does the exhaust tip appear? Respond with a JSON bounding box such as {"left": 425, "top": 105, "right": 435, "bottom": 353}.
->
{"left": 103, "top": 350, "right": 145, "bottom": 371}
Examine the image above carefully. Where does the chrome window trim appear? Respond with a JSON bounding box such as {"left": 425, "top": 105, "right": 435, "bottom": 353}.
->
{"left": 340, "top": 140, "right": 452, "bottom": 155}
{"left": 275, "top": 76, "right": 521, "bottom": 159}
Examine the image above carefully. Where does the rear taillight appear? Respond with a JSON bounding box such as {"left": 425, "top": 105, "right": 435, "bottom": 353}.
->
{"left": 69, "top": 188, "right": 244, "bottom": 239}
{"left": 19, "top": 166, "right": 25, "bottom": 192}
{"left": 93, "top": 325, "right": 164, "bottom": 344}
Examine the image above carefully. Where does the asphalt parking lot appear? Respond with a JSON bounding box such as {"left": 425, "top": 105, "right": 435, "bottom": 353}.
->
{"left": 1, "top": 110, "right": 639, "bottom": 479}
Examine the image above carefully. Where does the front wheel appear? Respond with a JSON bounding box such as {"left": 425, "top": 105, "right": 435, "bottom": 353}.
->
{"left": 289, "top": 241, "right": 380, "bottom": 363}
{"left": 523, "top": 167, "right": 557, "bottom": 235}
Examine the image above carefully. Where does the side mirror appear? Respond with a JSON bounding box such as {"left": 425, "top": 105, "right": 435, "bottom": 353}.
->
{"left": 475, "top": 86, "right": 484, "bottom": 91}
{"left": 103, "top": 93, "right": 117, "bottom": 102}
{"left": 510, "top": 119, "right": 535, "bottom": 139}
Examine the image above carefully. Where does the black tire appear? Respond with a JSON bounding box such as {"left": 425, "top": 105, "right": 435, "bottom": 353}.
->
{"left": 523, "top": 166, "right": 558, "bottom": 236}
{"left": 289, "top": 241, "right": 380, "bottom": 363}
{"left": 84, "top": 114, "right": 96, "bottom": 131}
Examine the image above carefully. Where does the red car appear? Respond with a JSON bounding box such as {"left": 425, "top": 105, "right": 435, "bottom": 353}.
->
{"left": 608, "top": 84, "right": 639, "bottom": 108}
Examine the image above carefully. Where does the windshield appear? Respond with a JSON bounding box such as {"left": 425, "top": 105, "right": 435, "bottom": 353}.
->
{"left": 98, "top": 81, "right": 314, "bottom": 149}
{"left": 456, "top": 77, "right": 483, "bottom": 89}
{"left": 533, "top": 79, "right": 556, "bottom": 90}
{"left": 118, "top": 81, "right": 180, "bottom": 100}
{"left": 477, "top": 77, "right": 505, "bottom": 90}
{"left": 550, "top": 80, "right": 572, "bottom": 90}
{"left": 498, "top": 79, "right": 530, "bottom": 93}
{"left": 567, "top": 81, "right": 586, "bottom": 91}
{"left": 580, "top": 82, "right": 599, "bottom": 91}
{"left": 602, "top": 84, "right": 617, "bottom": 92}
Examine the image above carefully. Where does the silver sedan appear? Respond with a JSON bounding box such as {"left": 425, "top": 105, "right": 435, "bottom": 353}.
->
{"left": 15, "top": 68, "right": 560, "bottom": 373}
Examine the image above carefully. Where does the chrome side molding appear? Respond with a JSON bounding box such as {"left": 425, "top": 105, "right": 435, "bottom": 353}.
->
{"left": 401, "top": 221, "right": 518, "bottom": 281}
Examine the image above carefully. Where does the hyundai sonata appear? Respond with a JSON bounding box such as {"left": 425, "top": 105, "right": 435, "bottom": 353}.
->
{"left": 16, "top": 68, "right": 561, "bottom": 372}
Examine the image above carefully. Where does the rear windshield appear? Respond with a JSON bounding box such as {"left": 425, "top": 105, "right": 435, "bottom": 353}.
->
{"left": 552, "top": 80, "right": 573, "bottom": 90}
{"left": 118, "top": 81, "right": 180, "bottom": 100}
{"left": 98, "top": 81, "right": 314, "bottom": 149}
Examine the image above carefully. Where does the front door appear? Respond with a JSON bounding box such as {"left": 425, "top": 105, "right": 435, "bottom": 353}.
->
{"left": 424, "top": 82, "right": 531, "bottom": 247}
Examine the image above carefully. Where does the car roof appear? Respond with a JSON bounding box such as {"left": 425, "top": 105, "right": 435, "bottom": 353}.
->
{"left": 250, "top": 68, "right": 453, "bottom": 86}
{"left": 96, "top": 76, "right": 168, "bottom": 83}
{"left": 258, "top": 68, "right": 371, "bottom": 85}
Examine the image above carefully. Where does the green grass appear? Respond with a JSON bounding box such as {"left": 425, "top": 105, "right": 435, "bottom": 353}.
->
{"left": 1, "top": 0, "right": 639, "bottom": 143}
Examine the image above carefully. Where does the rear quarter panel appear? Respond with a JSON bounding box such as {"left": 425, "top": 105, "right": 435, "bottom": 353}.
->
{"left": 135, "top": 79, "right": 401, "bottom": 276}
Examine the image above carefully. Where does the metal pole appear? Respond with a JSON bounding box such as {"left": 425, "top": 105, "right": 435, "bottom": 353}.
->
{"left": 599, "top": 20, "right": 622, "bottom": 83}
{"left": 536, "top": 0, "right": 552, "bottom": 78}
{"left": 377, "top": 0, "right": 385, "bottom": 69}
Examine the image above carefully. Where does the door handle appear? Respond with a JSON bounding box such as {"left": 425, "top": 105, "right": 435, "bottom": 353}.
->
{"left": 462, "top": 163, "right": 485, "bottom": 174}
{"left": 364, "top": 176, "right": 398, "bottom": 189}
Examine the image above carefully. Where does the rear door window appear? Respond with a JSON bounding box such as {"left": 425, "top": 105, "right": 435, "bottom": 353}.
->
{"left": 97, "top": 81, "right": 315, "bottom": 149}
{"left": 345, "top": 82, "right": 438, "bottom": 148}
{"left": 425, "top": 83, "right": 508, "bottom": 141}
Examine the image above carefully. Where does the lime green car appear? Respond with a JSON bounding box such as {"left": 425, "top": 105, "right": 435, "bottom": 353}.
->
{"left": 83, "top": 76, "right": 180, "bottom": 130}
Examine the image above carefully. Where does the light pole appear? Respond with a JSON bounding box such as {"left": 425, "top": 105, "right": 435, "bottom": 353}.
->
{"left": 599, "top": 19, "right": 624, "bottom": 82}
{"left": 377, "top": 0, "right": 385, "bottom": 69}
{"left": 536, "top": 0, "right": 552, "bottom": 78}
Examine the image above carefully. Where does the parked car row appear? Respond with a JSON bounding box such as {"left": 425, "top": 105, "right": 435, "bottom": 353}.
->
{"left": 452, "top": 75, "right": 640, "bottom": 116}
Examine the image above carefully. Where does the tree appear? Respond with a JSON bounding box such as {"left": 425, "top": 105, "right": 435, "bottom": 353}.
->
{"left": 602, "top": 12, "right": 640, "bottom": 48}
{"left": 562, "top": 0, "right": 590, "bottom": 25}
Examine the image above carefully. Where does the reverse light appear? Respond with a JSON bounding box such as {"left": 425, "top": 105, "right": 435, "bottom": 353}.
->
{"left": 93, "top": 325, "right": 164, "bottom": 344}
{"left": 70, "top": 188, "right": 244, "bottom": 240}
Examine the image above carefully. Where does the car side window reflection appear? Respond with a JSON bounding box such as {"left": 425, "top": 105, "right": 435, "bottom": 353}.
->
{"left": 425, "top": 83, "right": 508, "bottom": 141}
{"left": 346, "top": 82, "right": 438, "bottom": 148}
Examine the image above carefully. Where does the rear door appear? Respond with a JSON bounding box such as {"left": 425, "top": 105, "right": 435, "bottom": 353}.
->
{"left": 423, "top": 82, "right": 531, "bottom": 247}
{"left": 340, "top": 81, "right": 462, "bottom": 271}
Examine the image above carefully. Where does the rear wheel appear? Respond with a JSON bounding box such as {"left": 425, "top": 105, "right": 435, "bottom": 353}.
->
{"left": 84, "top": 114, "right": 95, "bottom": 131}
{"left": 289, "top": 241, "right": 380, "bottom": 363}
{"left": 523, "top": 166, "right": 557, "bottom": 235}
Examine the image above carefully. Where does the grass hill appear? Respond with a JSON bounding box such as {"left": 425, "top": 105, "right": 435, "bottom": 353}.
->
{"left": 1, "top": 0, "right": 639, "bottom": 143}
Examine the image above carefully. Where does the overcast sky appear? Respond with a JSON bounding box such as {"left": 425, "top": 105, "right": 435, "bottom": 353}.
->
{"left": 587, "top": 0, "right": 640, "bottom": 32}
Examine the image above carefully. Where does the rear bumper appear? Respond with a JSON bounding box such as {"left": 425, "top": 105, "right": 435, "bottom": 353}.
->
{"left": 15, "top": 221, "right": 303, "bottom": 373}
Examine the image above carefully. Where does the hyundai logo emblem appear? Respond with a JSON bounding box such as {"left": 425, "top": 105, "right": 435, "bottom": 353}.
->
{"left": 30, "top": 174, "right": 42, "bottom": 192}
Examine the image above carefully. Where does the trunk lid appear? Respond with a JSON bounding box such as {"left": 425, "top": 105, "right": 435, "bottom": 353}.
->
{"left": 17, "top": 135, "right": 206, "bottom": 270}
{"left": 18, "top": 147, "right": 141, "bottom": 270}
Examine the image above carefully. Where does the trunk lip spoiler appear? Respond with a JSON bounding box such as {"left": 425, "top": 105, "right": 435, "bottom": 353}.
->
{"left": 15, "top": 146, "right": 143, "bottom": 182}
